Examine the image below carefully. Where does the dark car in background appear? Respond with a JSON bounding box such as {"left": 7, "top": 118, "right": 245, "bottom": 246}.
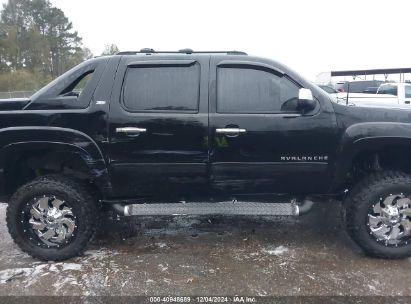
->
{"left": 318, "top": 85, "right": 338, "bottom": 94}
{"left": 362, "top": 87, "right": 379, "bottom": 94}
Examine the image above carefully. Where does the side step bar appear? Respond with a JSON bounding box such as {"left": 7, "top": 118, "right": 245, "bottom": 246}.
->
{"left": 111, "top": 200, "right": 314, "bottom": 217}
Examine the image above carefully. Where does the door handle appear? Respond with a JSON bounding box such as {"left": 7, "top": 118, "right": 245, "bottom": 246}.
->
{"left": 116, "top": 127, "right": 147, "bottom": 135}
{"left": 216, "top": 128, "right": 247, "bottom": 135}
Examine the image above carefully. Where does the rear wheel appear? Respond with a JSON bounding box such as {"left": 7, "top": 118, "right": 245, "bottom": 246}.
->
{"left": 344, "top": 171, "right": 411, "bottom": 259}
{"left": 7, "top": 175, "right": 97, "bottom": 261}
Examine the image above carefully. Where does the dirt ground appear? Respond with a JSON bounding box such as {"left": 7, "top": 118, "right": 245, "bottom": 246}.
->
{"left": 0, "top": 200, "right": 410, "bottom": 298}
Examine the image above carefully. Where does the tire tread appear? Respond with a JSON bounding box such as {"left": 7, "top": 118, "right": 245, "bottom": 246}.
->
{"left": 344, "top": 170, "right": 411, "bottom": 259}
{"left": 6, "top": 175, "right": 97, "bottom": 261}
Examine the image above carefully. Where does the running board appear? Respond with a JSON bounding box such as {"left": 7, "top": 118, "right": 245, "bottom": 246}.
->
{"left": 111, "top": 200, "right": 314, "bottom": 217}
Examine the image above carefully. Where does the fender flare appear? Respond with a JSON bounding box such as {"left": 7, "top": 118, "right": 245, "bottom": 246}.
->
{"left": 0, "top": 127, "right": 113, "bottom": 197}
{"left": 332, "top": 122, "right": 411, "bottom": 191}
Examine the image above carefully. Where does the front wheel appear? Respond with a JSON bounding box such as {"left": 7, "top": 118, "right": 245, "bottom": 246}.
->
{"left": 7, "top": 175, "right": 97, "bottom": 261}
{"left": 344, "top": 171, "right": 411, "bottom": 259}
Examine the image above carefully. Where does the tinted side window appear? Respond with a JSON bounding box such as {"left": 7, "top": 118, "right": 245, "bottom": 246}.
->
{"left": 405, "top": 86, "right": 411, "bottom": 98}
{"left": 378, "top": 85, "right": 398, "bottom": 96}
{"left": 60, "top": 70, "right": 95, "bottom": 98}
{"left": 217, "top": 67, "right": 300, "bottom": 113}
{"left": 123, "top": 63, "right": 200, "bottom": 112}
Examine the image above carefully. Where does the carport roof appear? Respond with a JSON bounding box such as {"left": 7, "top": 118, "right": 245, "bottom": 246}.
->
{"left": 331, "top": 68, "right": 411, "bottom": 77}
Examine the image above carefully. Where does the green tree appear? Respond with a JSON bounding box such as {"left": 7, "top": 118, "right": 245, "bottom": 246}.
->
{"left": 0, "top": 0, "right": 92, "bottom": 93}
{"left": 101, "top": 44, "right": 119, "bottom": 56}
{"left": 0, "top": 69, "right": 51, "bottom": 91}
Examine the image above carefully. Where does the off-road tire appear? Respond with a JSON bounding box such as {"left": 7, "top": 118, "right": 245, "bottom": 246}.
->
{"left": 7, "top": 175, "right": 98, "bottom": 261}
{"left": 344, "top": 171, "right": 411, "bottom": 259}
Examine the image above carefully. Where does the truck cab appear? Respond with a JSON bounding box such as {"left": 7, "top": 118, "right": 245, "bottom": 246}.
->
{"left": 106, "top": 52, "right": 338, "bottom": 200}
{"left": 377, "top": 82, "right": 411, "bottom": 105}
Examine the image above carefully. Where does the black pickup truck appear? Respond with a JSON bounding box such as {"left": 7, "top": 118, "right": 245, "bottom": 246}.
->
{"left": 2, "top": 49, "right": 411, "bottom": 260}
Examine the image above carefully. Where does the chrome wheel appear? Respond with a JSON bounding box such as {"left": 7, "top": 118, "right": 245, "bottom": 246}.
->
{"left": 26, "top": 196, "right": 76, "bottom": 247}
{"left": 368, "top": 194, "right": 411, "bottom": 246}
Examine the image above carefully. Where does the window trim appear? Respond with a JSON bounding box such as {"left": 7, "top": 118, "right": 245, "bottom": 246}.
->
{"left": 216, "top": 64, "right": 302, "bottom": 115}
{"left": 120, "top": 60, "right": 201, "bottom": 114}
{"left": 127, "top": 59, "right": 197, "bottom": 68}
{"left": 217, "top": 60, "right": 285, "bottom": 75}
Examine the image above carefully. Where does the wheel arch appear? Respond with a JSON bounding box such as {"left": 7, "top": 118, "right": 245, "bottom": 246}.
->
{"left": 0, "top": 127, "right": 113, "bottom": 198}
{"left": 332, "top": 122, "right": 411, "bottom": 191}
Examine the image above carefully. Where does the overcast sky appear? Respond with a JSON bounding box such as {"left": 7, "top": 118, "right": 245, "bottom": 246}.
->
{"left": 1, "top": 0, "right": 410, "bottom": 80}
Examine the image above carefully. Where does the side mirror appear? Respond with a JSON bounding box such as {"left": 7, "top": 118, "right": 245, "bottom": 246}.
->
{"left": 298, "top": 88, "right": 316, "bottom": 112}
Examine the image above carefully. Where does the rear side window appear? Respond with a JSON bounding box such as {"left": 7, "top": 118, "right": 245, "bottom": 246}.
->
{"left": 405, "top": 86, "right": 411, "bottom": 98}
{"left": 122, "top": 63, "right": 200, "bottom": 112}
{"left": 378, "top": 85, "right": 398, "bottom": 96}
{"left": 60, "top": 70, "right": 95, "bottom": 98}
{"left": 344, "top": 81, "right": 383, "bottom": 93}
{"left": 217, "top": 67, "right": 300, "bottom": 113}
